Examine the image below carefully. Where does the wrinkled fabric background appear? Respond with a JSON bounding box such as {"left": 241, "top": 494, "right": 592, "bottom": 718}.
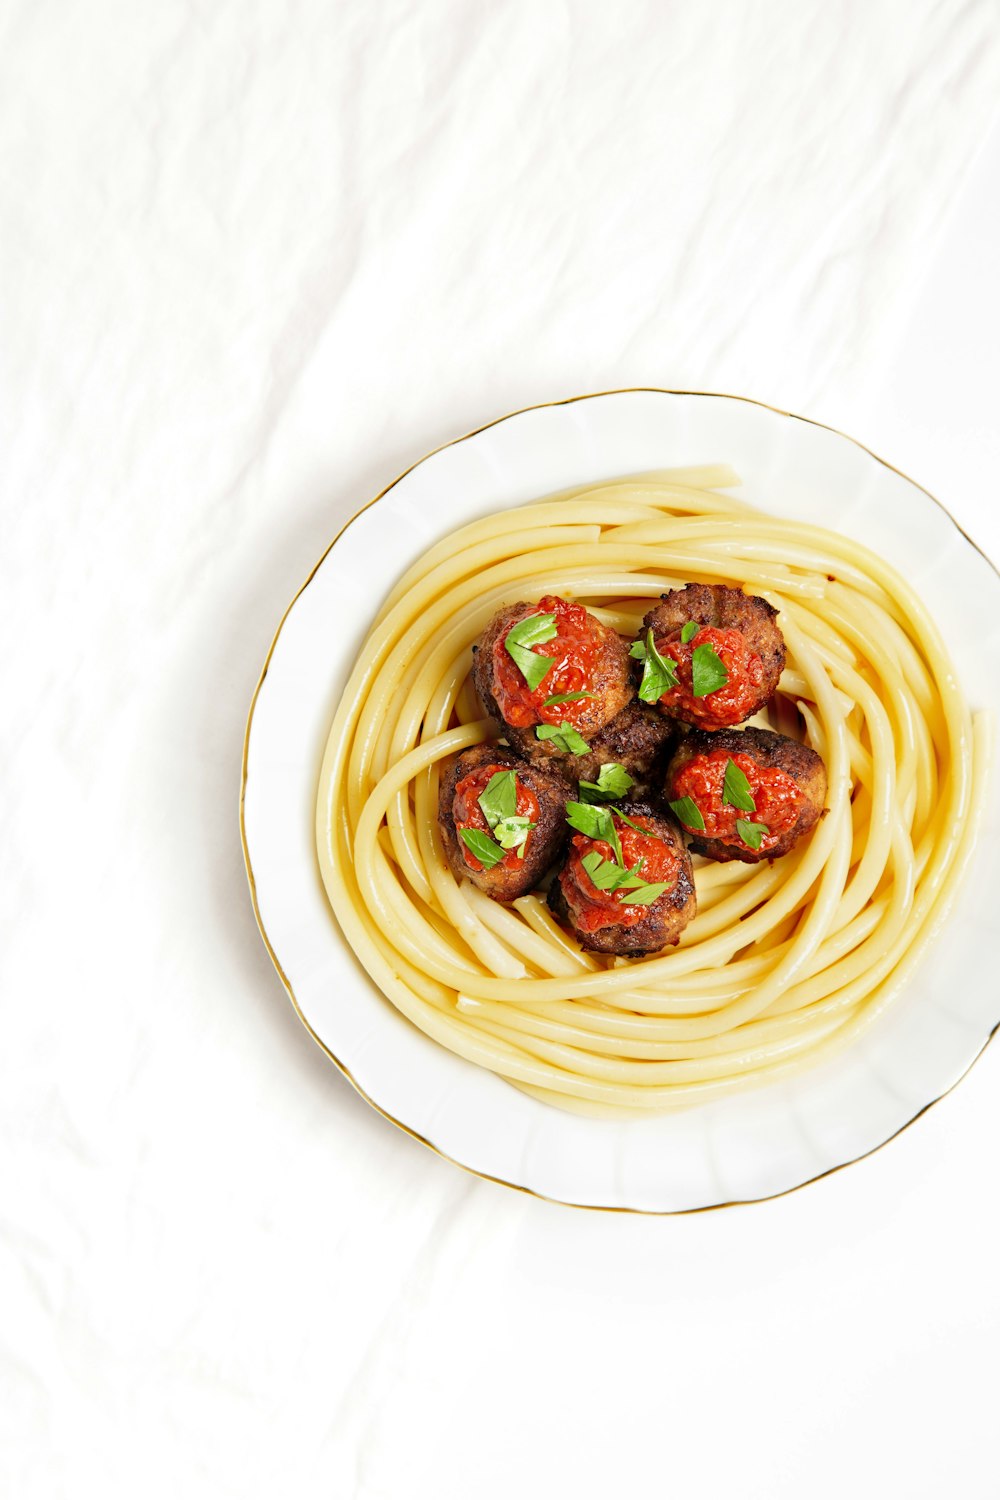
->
{"left": 3, "top": 2, "right": 1000, "bottom": 1496}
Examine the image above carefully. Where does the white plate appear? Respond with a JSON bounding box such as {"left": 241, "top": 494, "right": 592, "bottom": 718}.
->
{"left": 241, "top": 390, "right": 1000, "bottom": 1213}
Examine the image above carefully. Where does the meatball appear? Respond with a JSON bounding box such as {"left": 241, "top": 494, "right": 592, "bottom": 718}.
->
{"left": 664, "top": 726, "right": 826, "bottom": 864}
{"left": 473, "top": 595, "right": 634, "bottom": 764}
{"left": 505, "top": 699, "right": 677, "bottom": 797}
{"left": 635, "top": 582, "right": 785, "bottom": 731}
{"left": 547, "top": 800, "right": 696, "bottom": 956}
{"left": 437, "top": 742, "right": 569, "bottom": 901}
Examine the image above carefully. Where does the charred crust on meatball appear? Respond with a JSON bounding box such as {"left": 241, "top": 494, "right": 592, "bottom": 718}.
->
{"left": 437, "top": 742, "right": 570, "bottom": 901}
{"left": 472, "top": 598, "right": 634, "bottom": 742}
{"left": 664, "top": 726, "right": 827, "bottom": 864}
{"left": 546, "top": 799, "right": 697, "bottom": 956}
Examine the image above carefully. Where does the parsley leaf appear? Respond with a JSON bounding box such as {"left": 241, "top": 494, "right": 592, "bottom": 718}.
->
{"left": 459, "top": 827, "right": 507, "bottom": 869}
{"left": 504, "top": 612, "right": 558, "bottom": 693}
{"left": 580, "top": 850, "right": 667, "bottom": 905}
{"left": 477, "top": 770, "right": 517, "bottom": 829}
{"left": 543, "top": 691, "right": 595, "bottom": 706}
{"left": 616, "top": 812, "right": 655, "bottom": 836}
{"left": 580, "top": 849, "right": 645, "bottom": 892}
{"left": 721, "top": 758, "right": 756, "bottom": 812}
{"left": 680, "top": 621, "right": 699, "bottom": 645}
{"left": 691, "top": 642, "right": 728, "bottom": 698}
{"left": 493, "top": 815, "right": 536, "bottom": 855}
{"left": 578, "top": 762, "right": 635, "bottom": 804}
{"left": 735, "top": 818, "right": 767, "bottom": 851}
{"left": 669, "top": 796, "right": 706, "bottom": 832}
{"left": 536, "top": 721, "right": 590, "bottom": 755}
{"left": 621, "top": 881, "right": 669, "bottom": 906}
{"left": 566, "top": 800, "right": 623, "bottom": 864}
{"left": 634, "top": 628, "right": 680, "bottom": 703}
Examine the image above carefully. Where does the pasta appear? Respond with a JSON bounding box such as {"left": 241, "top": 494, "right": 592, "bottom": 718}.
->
{"left": 314, "top": 468, "right": 992, "bottom": 1115}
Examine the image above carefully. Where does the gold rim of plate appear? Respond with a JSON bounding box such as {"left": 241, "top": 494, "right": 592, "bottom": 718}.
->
{"left": 239, "top": 387, "right": 1000, "bottom": 1215}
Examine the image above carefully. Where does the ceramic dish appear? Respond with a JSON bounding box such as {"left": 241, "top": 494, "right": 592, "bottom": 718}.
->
{"left": 241, "top": 390, "right": 1000, "bottom": 1212}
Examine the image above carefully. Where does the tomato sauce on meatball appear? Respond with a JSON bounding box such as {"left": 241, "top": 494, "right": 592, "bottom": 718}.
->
{"left": 561, "top": 817, "right": 683, "bottom": 934}
{"left": 452, "top": 764, "right": 541, "bottom": 872}
{"left": 437, "top": 743, "right": 569, "bottom": 901}
{"left": 474, "top": 595, "right": 633, "bottom": 744}
{"left": 665, "top": 727, "right": 826, "bottom": 864}
{"left": 637, "top": 583, "right": 785, "bottom": 731}
{"left": 548, "top": 802, "right": 696, "bottom": 956}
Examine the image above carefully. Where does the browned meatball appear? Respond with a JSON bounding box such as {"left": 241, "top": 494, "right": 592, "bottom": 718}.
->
{"left": 473, "top": 595, "right": 634, "bottom": 763}
{"left": 505, "top": 699, "right": 677, "bottom": 797}
{"left": 547, "top": 800, "right": 696, "bottom": 956}
{"left": 437, "top": 743, "right": 569, "bottom": 901}
{"left": 635, "top": 583, "right": 785, "bottom": 731}
{"left": 664, "top": 726, "right": 826, "bottom": 864}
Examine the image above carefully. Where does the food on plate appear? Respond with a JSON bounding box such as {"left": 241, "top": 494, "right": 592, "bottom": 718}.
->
{"left": 508, "top": 699, "right": 676, "bottom": 796}
{"left": 315, "top": 467, "right": 986, "bottom": 1116}
{"left": 548, "top": 800, "right": 696, "bottom": 955}
{"left": 665, "top": 726, "right": 827, "bottom": 863}
{"left": 473, "top": 594, "right": 633, "bottom": 762}
{"left": 634, "top": 583, "right": 785, "bottom": 730}
{"left": 437, "top": 743, "right": 569, "bottom": 901}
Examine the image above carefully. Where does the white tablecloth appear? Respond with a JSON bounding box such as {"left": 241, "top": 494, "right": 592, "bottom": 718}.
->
{"left": 4, "top": 4, "right": 1000, "bottom": 1496}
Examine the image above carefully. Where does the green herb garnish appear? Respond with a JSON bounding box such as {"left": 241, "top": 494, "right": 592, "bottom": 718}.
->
{"left": 504, "top": 612, "right": 558, "bottom": 693}
{"left": 459, "top": 827, "right": 507, "bottom": 869}
{"left": 580, "top": 850, "right": 667, "bottom": 905}
{"left": 566, "top": 800, "right": 623, "bottom": 864}
{"left": 680, "top": 621, "right": 699, "bottom": 645}
{"left": 691, "top": 641, "right": 728, "bottom": 698}
{"left": 477, "top": 769, "right": 517, "bottom": 829}
{"left": 543, "top": 691, "right": 595, "bottom": 707}
{"left": 474, "top": 770, "right": 536, "bottom": 855}
{"left": 578, "top": 762, "right": 635, "bottom": 804}
{"left": 721, "top": 758, "right": 756, "bottom": 811}
{"left": 735, "top": 818, "right": 767, "bottom": 851}
{"left": 580, "top": 849, "right": 646, "bottom": 892}
{"left": 632, "top": 629, "right": 680, "bottom": 703}
{"left": 668, "top": 796, "right": 706, "bottom": 832}
{"left": 493, "top": 815, "right": 536, "bottom": 855}
{"left": 617, "top": 811, "right": 655, "bottom": 836}
{"left": 571, "top": 809, "right": 672, "bottom": 907}
{"left": 621, "top": 881, "right": 669, "bottom": 906}
{"left": 536, "top": 721, "right": 590, "bottom": 755}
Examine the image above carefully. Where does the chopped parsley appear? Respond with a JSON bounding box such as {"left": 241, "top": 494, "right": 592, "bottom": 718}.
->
{"left": 477, "top": 770, "right": 517, "bottom": 828}
{"left": 578, "top": 762, "right": 635, "bottom": 804}
{"left": 735, "top": 818, "right": 767, "bottom": 851}
{"left": 458, "top": 827, "right": 507, "bottom": 868}
{"left": 536, "top": 721, "right": 590, "bottom": 755}
{"left": 631, "top": 628, "right": 680, "bottom": 703}
{"left": 721, "top": 757, "right": 756, "bottom": 812}
{"left": 668, "top": 795, "right": 706, "bottom": 832}
{"left": 504, "top": 612, "right": 558, "bottom": 693}
{"left": 691, "top": 642, "right": 728, "bottom": 698}
{"left": 566, "top": 800, "right": 623, "bottom": 864}
{"left": 492, "top": 816, "right": 535, "bottom": 854}
{"left": 464, "top": 769, "right": 535, "bottom": 861}
{"left": 580, "top": 850, "right": 668, "bottom": 906}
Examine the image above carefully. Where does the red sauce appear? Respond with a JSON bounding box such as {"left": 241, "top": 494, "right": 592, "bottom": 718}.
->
{"left": 670, "top": 748, "right": 804, "bottom": 854}
{"left": 560, "top": 815, "right": 680, "bottom": 932}
{"left": 653, "top": 625, "right": 764, "bottom": 728}
{"left": 493, "top": 595, "right": 601, "bottom": 729}
{"left": 453, "top": 765, "right": 540, "bottom": 873}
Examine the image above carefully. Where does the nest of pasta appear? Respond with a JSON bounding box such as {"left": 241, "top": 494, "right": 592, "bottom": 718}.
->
{"left": 315, "top": 468, "right": 987, "bottom": 1116}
